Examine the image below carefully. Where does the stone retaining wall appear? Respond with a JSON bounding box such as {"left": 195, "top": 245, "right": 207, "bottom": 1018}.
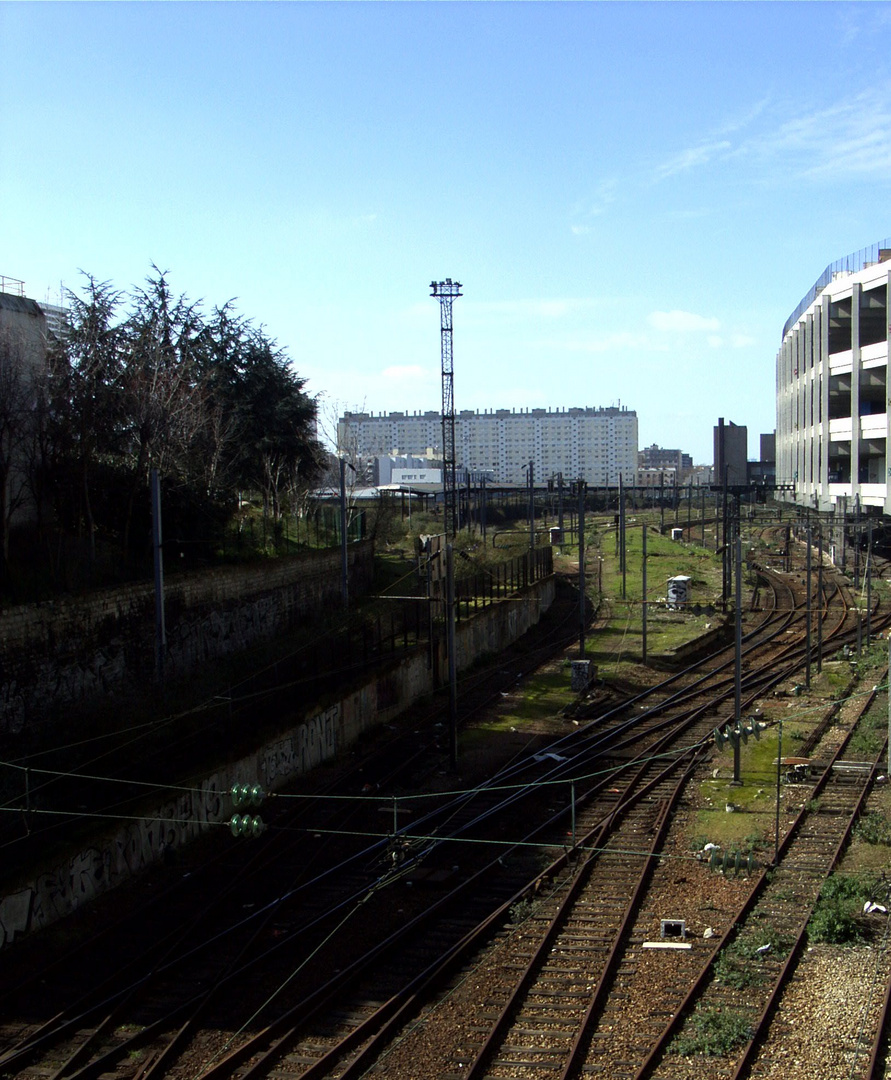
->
{"left": 0, "top": 576, "right": 554, "bottom": 950}
{"left": 0, "top": 543, "right": 374, "bottom": 736}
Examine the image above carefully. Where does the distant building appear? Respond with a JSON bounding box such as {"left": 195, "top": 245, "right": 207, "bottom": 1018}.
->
{"left": 714, "top": 418, "right": 748, "bottom": 486}
{"left": 689, "top": 465, "right": 714, "bottom": 487}
{"left": 638, "top": 444, "right": 692, "bottom": 472}
{"left": 0, "top": 287, "right": 48, "bottom": 377}
{"left": 748, "top": 433, "right": 776, "bottom": 485}
{"left": 374, "top": 453, "right": 443, "bottom": 486}
{"left": 636, "top": 467, "right": 678, "bottom": 489}
{"left": 777, "top": 238, "right": 891, "bottom": 511}
{"left": 338, "top": 406, "right": 639, "bottom": 486}
{"left": 638, "top": 443, "right": 694, "bottom": 487}
{"left": 0, "top": 281, "right": 55, "bottom": 534}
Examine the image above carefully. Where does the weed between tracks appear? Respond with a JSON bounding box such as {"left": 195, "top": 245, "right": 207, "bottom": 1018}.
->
{"left": 670, "top": 1007, "right": 753, "bottom": 1057}
{"left": 713, "top": 928, "right": 796, "bottom": 989}
{"left": 808, "top": 874, "right": 884, "bottom": 944}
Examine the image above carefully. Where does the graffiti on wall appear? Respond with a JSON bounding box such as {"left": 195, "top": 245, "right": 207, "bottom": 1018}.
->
{"left": 0, "top": 773, "right": 226, "bottom": 949}
{"left": 261, "top": 704, "right": 339, "bottom": 786}
{"left": 0, "top": 705, "right": 340, "bottom": 951}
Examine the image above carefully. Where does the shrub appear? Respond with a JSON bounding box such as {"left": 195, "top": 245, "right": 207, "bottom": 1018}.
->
{"left": 713, "top": 928, "right": 795, "bottom": 988}
{"left": 855, "top": 812, "right": 891, "bottom": 846}
{"left": 808, "top": 874, "right": 875, "bottom": 944}
{"left": 671, "top": 1008, "right": 752, "bottom": 1057}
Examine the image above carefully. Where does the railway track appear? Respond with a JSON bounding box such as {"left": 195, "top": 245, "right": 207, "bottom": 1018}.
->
{"left": 1, "top": 527, "right": 888, "bottom": 1080}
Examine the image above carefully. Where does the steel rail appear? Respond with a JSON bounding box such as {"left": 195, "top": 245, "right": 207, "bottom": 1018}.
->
{"left": 1, "top": 548, "right": 868, "bottom": 1080}
{"left": 185, "top": 600, "right": 855, "bottom": 1080}
{"left": 727, "top": 743, "right": 884, "bottom": 1080}
{"left": 630, "top": 683, "right": 888, "bottom": 1080}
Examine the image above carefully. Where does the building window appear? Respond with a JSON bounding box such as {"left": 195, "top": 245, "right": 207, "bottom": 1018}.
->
{"left": 828, "top": 440, "right": 851, "bottom": 484}
{"left": 859, "top": 284, "right": 887, "bottom": 348}
{"left": 859, "top": 365, "right": 887, "bottom": 416}
{"left": 859, "top": 438, "right": 886, "bottom": 484}
{"left": 829, "top": 296, "right": 852, "bottom": 355}
{"left": 828, "top": 372, "right": 851, "bottom": 420}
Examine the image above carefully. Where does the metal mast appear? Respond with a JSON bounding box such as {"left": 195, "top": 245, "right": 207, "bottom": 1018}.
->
{"left": 431, "top": 279, "right": 462, "bottom": 538}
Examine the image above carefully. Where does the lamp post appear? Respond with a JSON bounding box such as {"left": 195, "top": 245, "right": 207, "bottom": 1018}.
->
{"left": 642, "top": 523, "right": 648, "bottom": 666}
{"left": 775, "top": 716, "right": 783, "bottom": 864}
{"left": 577, "top": 480, "right": 586, "bottom": 657}
{"left": 733, "top": 531, "right": 742, "bottom": 784}
{"left": 340, "top": 458, "right": 356, "bottom": 609}
{"left": 525, "top": 460, "right": 535, "bottom": 565}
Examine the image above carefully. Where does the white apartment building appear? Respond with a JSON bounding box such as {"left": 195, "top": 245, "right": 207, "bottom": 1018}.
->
{"left": 338, "top": 406, "right": 638, "bottom": 486}
{"left": 777, "top": 239, "right": 891, "bottom": 512}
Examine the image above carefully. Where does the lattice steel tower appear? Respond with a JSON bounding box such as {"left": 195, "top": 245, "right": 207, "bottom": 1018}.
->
{"left": 430, "top": 279, "right": 462, "bottom": 538}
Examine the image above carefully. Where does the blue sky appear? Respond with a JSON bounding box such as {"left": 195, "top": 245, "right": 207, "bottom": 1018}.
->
{"left": 3, "top": 1, "right": 891, "bottom": 464}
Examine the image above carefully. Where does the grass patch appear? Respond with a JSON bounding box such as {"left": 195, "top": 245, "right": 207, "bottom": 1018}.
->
{"left": 671, "top": 1007, "right": 752, "bottom": 1057}
{"left": 854, "top": 811, "right": 891, "bottom": 846}
{"left": 713, "top": 927, "right": 795, "bottom": 989}
{"left": 808, "top": 873, "right": 878, "bottom": 944}
{"left": 848, "top": 700, "right": 887, "bottom": 758}
{"left": 471, "top": 669, "right": 575, "bottom": 734}
{"left": 844, "top": 785, "right": 891, "bottom": 875}
{"left": 555, "top": 512, "right": 726, "bottom": 668}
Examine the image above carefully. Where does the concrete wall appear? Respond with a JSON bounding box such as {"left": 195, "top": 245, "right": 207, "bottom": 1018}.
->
{"left": 0, "top": 543, "right": 374, "bottom": 735}
{"left": 0, "top": 575, "right": 554, "bottom": 950}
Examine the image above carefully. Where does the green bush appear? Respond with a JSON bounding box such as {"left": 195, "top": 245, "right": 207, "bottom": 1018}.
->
{"left": 671, "top": 1008, "right": 752, "bottom": 1057}
{"left": 855, "top": 812, "right": 891, "bottom": 846}
{"left": 808, "top": 874, "right": 874, "bottom": 944}
{"left": 713, "top": 927, "right": 795, "bottom": 988}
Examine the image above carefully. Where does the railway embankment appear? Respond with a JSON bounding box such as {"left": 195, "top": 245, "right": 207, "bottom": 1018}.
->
{"left": 0, "top": 574, "right": 555, "bottom": 951}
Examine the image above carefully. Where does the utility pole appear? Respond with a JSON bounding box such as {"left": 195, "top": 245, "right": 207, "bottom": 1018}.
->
{"left": 805, "top": 525, "right": 811, "bottom": 688}
{"left": 817, "top": 526, "right": 824, "bottom": 673}
{"left": 340, "top": 457, "right": 355, "bottom": 609}
{"left": 619, "top": 473, "right": 626, "bottom": 599}
{"left": 526, "top": 460, "right": 535, "bottom": 565}
{"left": 733, "top": 530, "right": 742, "bottom": 784}
{"left": 430, "top": 279, "right": 462, "bottom": 539}
{"left": 577, "top": 479, "right": 586, "bottom": 657}
{"left": 445, "top": 542, "right": 458, "bottom": 769}
{"left": 642, "top": 523, "right": 648, "bottom": 666}
{"left": 151, "top": 469, "right": 166, "bottom": 688}
{"left": 867, "top": 519, "right": 873, "bottom": 647}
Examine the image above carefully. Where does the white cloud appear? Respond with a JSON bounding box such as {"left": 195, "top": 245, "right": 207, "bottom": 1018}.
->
{"left": 647, "top": 86, "right": 891, "bottom": 189}
{"left": 714, "top": 96, "right": 772, "bottom": 137}
{"left": 707, "top": 335, "right": 724, "bottom": 348}
{"left": 545, "top": 331, "right": 653, "bottom": 354}
{"left": 731, "top": 86, "right": 891, "bottom": 182}
{"left": 653, "top": 140, "right": 732, "bottom": 182}
{"left": 731, "top": 333, "right": 757, "bottom": 348}
{"left": 648, "top": 310, "right": 721, "bottom": 333}
{"left": 570, "top": 179, "right": 619, "bottom": 226}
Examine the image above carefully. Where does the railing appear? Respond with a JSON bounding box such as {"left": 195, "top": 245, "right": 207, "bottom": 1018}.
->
{"left": 229, "top": 547, "right": 555, "bottom": 713}
{"left": 0, "top": 275, "right": 25, "bottom": 297}
{"left": 782, "top": 237, "right": 891, "bottom": 340}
